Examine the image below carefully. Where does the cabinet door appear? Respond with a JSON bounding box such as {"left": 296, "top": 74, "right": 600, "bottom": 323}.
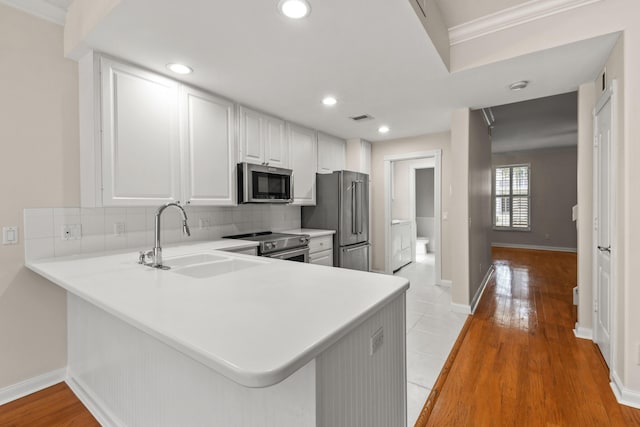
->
{"left": 238, "top": 106, "right": 264, "bottom": 165}
{"left": 288, "top": 123, "right": 317, "bottom": 205}
{"left": 101, "top": 58, "right": 180, "bottom": 206}
{"left": 317, "top": 132, "right": 346, "bottom": 173}
{"left": 181, "top": 87, "right": 236, "bottom": 206}
{"left": 264, "top": 116, "right": 288, "bottom": 168}
{"left": 310, "top": 249, "right": 334, "bottom": 266}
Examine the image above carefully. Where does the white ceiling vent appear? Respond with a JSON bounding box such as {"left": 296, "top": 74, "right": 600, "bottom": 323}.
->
{"left": 350, "top": 114, "right": 374, "bottom": 122}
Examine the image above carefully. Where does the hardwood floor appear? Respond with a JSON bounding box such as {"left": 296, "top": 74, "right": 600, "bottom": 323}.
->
{"left": 0, "top": 383, "right": 98, "bottom": 426}
{"left": 425, "top": 247, "right": 640, "bottom": 426}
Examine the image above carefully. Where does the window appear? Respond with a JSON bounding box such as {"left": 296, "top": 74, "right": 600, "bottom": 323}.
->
{"left": 494, "top": 164, "right": 530, "bottom": 230}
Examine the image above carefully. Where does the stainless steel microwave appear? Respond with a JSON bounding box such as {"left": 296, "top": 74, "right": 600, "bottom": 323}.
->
{"left": 237, "top": 162, "right": 293, "bottom": 204}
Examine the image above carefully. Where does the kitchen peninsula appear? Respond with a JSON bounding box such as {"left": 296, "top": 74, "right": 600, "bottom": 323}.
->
{"left": 27, "top": 241, "right": 408, "bottom": 427}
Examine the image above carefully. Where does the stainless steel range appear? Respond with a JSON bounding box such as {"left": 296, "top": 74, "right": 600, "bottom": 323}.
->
{"left": 224, "top": 231, "right": 311, "bottom": 262}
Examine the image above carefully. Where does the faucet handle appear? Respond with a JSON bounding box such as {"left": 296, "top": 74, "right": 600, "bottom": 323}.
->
{"left": 138, "top": 250, "right": 154, "bottom": 265}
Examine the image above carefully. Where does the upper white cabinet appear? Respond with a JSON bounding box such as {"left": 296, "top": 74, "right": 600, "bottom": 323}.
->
{"left": 80, "top": 53, "right": 237, "bottom": 207}
{"left": 288, "top": 123, "right": 317, "bottom": 205}
{"left": 238, "top": 106, "right": 288, "bottom": 168}
{"left": 100, "top": 57, "right": 181, "bottom": 206}
{"left": 317, "top": 132, "right": 346, "bottom": 173}
{"left": 180, "top": 86, "right": 236, "bottom": 206}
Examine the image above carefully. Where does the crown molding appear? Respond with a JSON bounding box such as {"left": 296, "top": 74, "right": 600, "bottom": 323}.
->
{"left": 0, "top": 0, "right": 67, "bottom": 25}
{"left": 449, "top": 0, "right": 602, "bottom": 46}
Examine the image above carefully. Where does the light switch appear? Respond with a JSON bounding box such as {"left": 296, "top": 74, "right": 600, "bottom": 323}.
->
{"left": 2, "top": 226, "right": 19, "bottom": 245}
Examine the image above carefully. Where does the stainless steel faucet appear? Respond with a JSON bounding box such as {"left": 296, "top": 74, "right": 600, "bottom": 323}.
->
{"left": 139, "top": 202, "right": 191, "bottom": 269}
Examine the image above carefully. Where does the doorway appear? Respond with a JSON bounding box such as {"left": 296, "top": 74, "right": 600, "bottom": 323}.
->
{"left": 410, "top": 163, "right": 435, "bottom": 268}
{"left": 383, "top": 150, "right": 442, "bottom": 284}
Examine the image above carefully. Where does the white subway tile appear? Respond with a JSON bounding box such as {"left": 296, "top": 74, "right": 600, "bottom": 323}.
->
{"left": 54, "top": 238, "right": 82, "bottom": 257}
{"left": 24, "top": 237, "right": 54, "bottom": 261}
{"left": 24, "top": 211, "right": 54, "bottom": 239}
{"left": 81, "top": 235, "right": 105, "bottom": 253}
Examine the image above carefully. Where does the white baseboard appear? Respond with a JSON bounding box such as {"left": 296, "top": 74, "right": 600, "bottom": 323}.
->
{"left": 451, "top": 302, "right": 471, "bottom": 314}
{"left": 491, "top": 243, "right": 577, "bottom": 253}
{"left": 0, "top": 368, "right": 66, "bottom": 405}
{"left": 573, "top": 323, "right": 593, "bottom": 339}
{"left": 471, "top": 265, "right": 494, "bottom": 314}
{"left": 611, "top": 371, "right": 640, "bottom": 409}
{"left": 66, "top": 373, "right": 122, "bottom": 427}
{"left": 438, "top": 279, "right": 452, "bottom": 288}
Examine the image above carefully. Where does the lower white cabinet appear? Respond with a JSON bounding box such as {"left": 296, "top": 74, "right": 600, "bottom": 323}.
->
{"left": 392, "top": 221, "right": 412, "bottom": 271}
{"left": 309, "top": 235, "right": 334, "bottom": 266}
{"left": 221, "top": 247, "right": 258, "bottom": 256}
{"left": 289, "top": 123, "right": 317, "bottom": 205}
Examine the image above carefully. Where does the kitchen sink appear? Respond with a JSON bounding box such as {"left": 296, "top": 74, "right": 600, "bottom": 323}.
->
{"left": 165, "top": 253, "right": 267, "bottom": 279}
{"left": 164, "top": 253, "right": 228, "bottom": 268}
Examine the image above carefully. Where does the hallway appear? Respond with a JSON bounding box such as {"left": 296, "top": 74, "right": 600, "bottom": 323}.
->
{"left": 425, "top": 248, "right": 640, "bottom": 426}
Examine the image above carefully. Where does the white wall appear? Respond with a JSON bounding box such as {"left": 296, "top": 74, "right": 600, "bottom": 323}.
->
{"left": 371, "top": 132, "right": 451, "bottom": 276}
{"left": 0, "top": 4, "right": 78, "bottom": 388}
{"left": 415, "top": 168, "right": 435, "bottom": 244}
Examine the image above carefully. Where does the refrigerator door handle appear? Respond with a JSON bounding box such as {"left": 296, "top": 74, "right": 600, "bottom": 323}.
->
{"left": 358, "top": 181, "right": 364, "bottom": 234}
{"left": 351, "top": 181, "right": 357, "bottom": 235}
{"left": 342, "top": 243, "right": 371, "bottom": 253}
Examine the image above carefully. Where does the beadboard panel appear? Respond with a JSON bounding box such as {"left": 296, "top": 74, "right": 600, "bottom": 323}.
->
{"left": 67, "top": 294, "right": 316, "bottom": 427}
{"left": 316, "top": 295, "right": 406, "bottom": 427}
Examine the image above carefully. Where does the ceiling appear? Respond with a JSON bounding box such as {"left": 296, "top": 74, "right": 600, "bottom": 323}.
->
{"left": 489, "top": 92, "right": 578, "bottom": 153}
{"left": 3, "top": 0, "right": 619, "bottom": 143}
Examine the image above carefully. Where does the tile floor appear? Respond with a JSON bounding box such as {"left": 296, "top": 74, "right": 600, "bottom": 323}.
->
{"left": 396, "top": 251, "right": 468, "bottom": 426}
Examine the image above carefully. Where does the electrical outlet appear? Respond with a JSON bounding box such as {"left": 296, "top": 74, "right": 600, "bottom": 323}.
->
{"left": 545, "top": 233, "right": 551, "bottom": 240}
{"left": 199, "top": 218, "right": 211, "bottom": 229}
{"left": 113, "top": 222, "right": 126, "bottom": 236}
{"left": 61, "top": 224, "right": 82, "bottom": 241}
{"left": 370, "top": 327, "right": 384, "bottom": 356}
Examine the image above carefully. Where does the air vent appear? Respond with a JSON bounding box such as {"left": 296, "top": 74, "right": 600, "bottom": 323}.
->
{"left": 350, "top": 114, "right": 374, "bottom": 122}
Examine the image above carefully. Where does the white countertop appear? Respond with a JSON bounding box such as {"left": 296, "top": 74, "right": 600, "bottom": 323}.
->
{"left": 282, "top": 228, "right": 336, "bottom": 238}
{"left": 27, "top": 240, "right": 407, "bottom": 389}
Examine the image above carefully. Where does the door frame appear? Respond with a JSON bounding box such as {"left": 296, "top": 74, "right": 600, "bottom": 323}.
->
{"left": 592, "top": 80, "right": 617, "bottom": 370}
{"left": 384, "top": 150, "right": 442, "bottom": 283}
{"left": 409, "top": 161, "right": 436, "bottom": 262}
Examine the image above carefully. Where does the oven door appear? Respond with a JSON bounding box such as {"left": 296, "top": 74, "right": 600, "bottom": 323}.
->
{"left": 264, "top": 247, "right": 309, "bottom": 263}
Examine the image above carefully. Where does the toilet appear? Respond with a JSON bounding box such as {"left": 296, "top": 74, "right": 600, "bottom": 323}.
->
{"left": 416, "top": 237, "right": 429, "bottom": 254}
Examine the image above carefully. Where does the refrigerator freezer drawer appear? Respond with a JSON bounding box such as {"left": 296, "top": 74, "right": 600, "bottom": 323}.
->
{"left": 338, "top": 242, "right": 370, "bottom": 272}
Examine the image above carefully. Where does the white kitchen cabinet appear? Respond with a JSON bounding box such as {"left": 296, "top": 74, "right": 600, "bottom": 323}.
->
{"left": 317, "top": 132, "right": 346, "bottom": 173}
{"left": 181, "top": 86, "right": 236, "bottom": 206}
{"left": 100, "top": 57, "right": 181, "bottom": 206}
{"left": 288, "top": 123, "right": 317, "bottom": 205}
{"left": 80, "top": 53, "right": 238, "bottom": 207}
{"left": 391, "top": 220, "right": 412, "bottom": 271}
{"left": 238, "top": 106, "right": 288, "bottom": 168}
{"left": 309, "top": 235, "right": 334, "bottom": 266}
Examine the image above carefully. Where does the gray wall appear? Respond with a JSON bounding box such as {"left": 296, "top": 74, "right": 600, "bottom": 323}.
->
{"left": 415, "top": 168, "right": 434, "bottom": 244}
{"left": 468, "top": 110, "right": 493, "bottom": 308}
{"left": 415, "top": 168, "right": 434, "bottom": 217}
{"left": 491, "top": 146, "right": 577, "bottom": 249}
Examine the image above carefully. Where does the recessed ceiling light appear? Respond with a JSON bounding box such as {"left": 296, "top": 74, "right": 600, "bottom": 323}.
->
{"left": 166, "top": 63, "right": 193, "bottom": 75}
{"left": 278, "top": 0, "right": 311, "bottom": 19}
{"left": 378, "top": 125, "right": 390, "bottom": 134}
{"left": 509, "top": 80, "right": 529, "bottom": 91}
{"left": 322, "top": 96, "right": 337, "bottom": 106}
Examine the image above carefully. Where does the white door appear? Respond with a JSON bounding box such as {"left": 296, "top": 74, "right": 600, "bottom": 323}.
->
{"left": 288, "top": 123, "right": 317, "bottom": 205}
{"left": 593, "top": 87, "right": 614, "bottom": 366}
{"left": 101, "top": 58, "right": 180, "bottom": 206}
{"left": 181, "top": 87, "right": 236, "bottom": 206}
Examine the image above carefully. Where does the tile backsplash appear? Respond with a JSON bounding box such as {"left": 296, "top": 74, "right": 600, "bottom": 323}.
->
{"left": 24, "top": 205, "right": 301, "bottom": 261}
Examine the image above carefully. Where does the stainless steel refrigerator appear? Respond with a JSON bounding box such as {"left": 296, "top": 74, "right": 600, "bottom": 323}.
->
{"left": 302, "top": 170, "right": 370, "bottom": 271}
